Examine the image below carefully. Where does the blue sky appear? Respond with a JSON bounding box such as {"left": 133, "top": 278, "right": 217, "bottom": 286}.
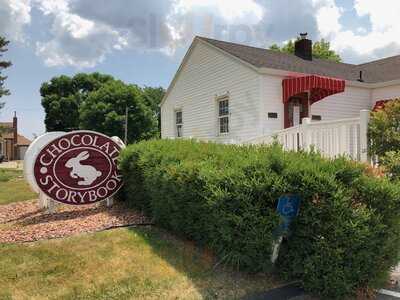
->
{"left": 1, "top": 0, "right": 400, "bottom": 139}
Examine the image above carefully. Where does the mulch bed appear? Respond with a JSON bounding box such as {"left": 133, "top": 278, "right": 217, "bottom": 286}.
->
{"left": 0, "top": 200, "right": 151, "bottom": 243}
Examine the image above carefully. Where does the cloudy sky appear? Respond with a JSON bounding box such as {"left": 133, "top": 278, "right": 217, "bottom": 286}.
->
{"left": 1, "top": 0, "right": 400, "bottom": 138}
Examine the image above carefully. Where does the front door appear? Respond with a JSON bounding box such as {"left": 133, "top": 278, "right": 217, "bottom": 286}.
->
{"left": 284, "top": 94, "right": 309, "bottom": 128}
{"left": 291, "top": 100, "right": 301, "bottom": 126}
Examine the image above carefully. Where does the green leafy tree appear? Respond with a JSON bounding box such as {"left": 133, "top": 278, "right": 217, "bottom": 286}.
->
{"left": 269, "top": 38, "right": 341, "bottom": 62}
{"left": 40, "top": 73, "right": 114, "bottom": 131}
{"left": 79, "top": 81, "right": 158, "bottom": 142}
{"left": 41, "top": 73, "right": 162, "bottom": 142}
{"left": 142, "top": 86, "right": 165, "bottom": 136}
{"left": 0, "top": 36, "right": 12, "bottom": 135}
{"left": 368, "top": 100, "right": 400, "bottom": 180}
{"left": 0, "top": 36, "right": 11, "bottom": 100}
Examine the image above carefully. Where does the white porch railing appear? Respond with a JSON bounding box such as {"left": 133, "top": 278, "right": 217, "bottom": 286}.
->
{"left": 246, "top": 110, "right": 370, "bottom": 162}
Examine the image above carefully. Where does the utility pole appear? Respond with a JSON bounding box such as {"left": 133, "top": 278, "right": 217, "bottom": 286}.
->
{"left": 124, "top": 105, "right": 128, "bottom": 145}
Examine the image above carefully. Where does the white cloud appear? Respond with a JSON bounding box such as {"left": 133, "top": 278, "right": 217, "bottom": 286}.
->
{"left": 354, "top": 0, "right": 400, "bottom": 33}
{"left": 34, "top": 0, "right": 126, "bottom": 68}
{"left": 174, "top": 0, "right": 264, "bottom": 25}
{"left": 254, "top": 0, "right": 319, "bottom": 46}
{"left": 3, "top": 0, "right": 400, "bottom": 67}
{"left": 0, "top": 0, "right": 31, "bottom": 42}
{"left": 313, "top": 0, "right": 400, "bottom": 62}
{"left": 313, "top": 0, "right": 342, "bottom": 37}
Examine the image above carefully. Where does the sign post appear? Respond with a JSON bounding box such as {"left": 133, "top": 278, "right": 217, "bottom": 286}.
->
{"left": 271, "top": 194, "right": 301, "bottom": 264}
{"left": 106, "top": 197, "right": 113, "bottom": 207}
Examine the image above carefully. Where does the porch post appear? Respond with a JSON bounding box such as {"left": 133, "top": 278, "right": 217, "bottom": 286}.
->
{"left": 302, "top": 117, "right": 312, "bottom": 151}
{"left": 359, "top": 109, "right": 370, "bottom": 163}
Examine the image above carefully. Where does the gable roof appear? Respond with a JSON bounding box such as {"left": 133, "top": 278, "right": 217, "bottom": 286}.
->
{"left": 198, "top": 37, "right": 400, "bottom": 84}
{"left": 16, "top": 134, "right": 31, "bottom": 146}
{"left": 1, "top": 132, "right": 31, "bottom": 146}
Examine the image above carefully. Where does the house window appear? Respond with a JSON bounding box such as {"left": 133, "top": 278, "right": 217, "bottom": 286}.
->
{"left": 312, "top": 115, "right": 322, "bottom": 121}
{"left": 218, "top": 96, "right": 229, "bottom": 134}
{"left": 175, "top": 110, "right": 183, "bottom": 137}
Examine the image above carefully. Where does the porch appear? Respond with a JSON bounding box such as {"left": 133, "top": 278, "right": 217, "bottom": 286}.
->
{"left": 247, "top": 74, "right": 371, "bottom": 163}
{"left": 247, "top": 109, "right": 370, "bottom": 163}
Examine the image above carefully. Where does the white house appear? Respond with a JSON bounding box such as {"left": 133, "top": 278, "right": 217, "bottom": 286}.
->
{"left": 160, "top": 35, "right": 400, "bottom": 153}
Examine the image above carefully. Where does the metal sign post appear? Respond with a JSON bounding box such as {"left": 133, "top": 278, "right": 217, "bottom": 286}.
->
{"left": 271, "top": 194, "right": 301, "bottom": 264}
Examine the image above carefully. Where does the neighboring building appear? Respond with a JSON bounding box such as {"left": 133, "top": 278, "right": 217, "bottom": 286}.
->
{"left": 161, "top": 34, "right": 400, "bottom": 143}
{"left": 0, "top": 112, "right": 31, "bottom": 161}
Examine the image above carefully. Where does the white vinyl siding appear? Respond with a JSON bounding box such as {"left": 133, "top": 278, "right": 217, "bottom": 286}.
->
{"left": 310, "top": 86, "right": 372, "bottom": 121}
{"left": 371, "top": 84, "right": 400, "bottom": 106}
{"left": 260, "top": 74, "right": 285, "bottom": 136}
{"left": 161, "top": 40, "right": 261, "bottom": 143}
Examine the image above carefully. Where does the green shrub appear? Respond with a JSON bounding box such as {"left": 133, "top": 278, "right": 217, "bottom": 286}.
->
{"left": 119, "top": 139, "right": 400, "bottom": 298}
{"left": 380, "top": 151, "right": 400, "bottom": 181}
{"left": 368, "top": 100, "right": 400, "bottom": 158}
{"left": 368, "top": 100, "right": 400, "bottom": 180}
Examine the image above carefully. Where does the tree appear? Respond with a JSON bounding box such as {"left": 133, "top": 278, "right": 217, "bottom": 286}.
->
{"left": 368, "top": 100, "right": 400, "bottom": 180}
{"left": 79, "top": 81, "right": 158, "bottom": 142}
{"left": 142, "top": 86, "right": 165, "bottom": 136}
{"left": 0, "top": 36, "right": 12, "bottom": 135}
{"left": 269, "top": 38, "right": 341, "bottom": 62}
{"left": 40, "top": 73, "right": 114, "bottom": 131}
{"left": 41, "top": 73, "right": 161, "bottom": 143}
{"left": 0, "top": 36, "right": 11, "bottom": 100}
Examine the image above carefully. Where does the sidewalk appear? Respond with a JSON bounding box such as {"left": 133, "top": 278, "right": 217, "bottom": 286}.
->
{"left": 0, "top": 161, "right": 23, "bottom": 170}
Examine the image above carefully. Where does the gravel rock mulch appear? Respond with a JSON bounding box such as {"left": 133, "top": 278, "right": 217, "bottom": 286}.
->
{"left": 0, "top": 200, "right": 150, "bottom": 243}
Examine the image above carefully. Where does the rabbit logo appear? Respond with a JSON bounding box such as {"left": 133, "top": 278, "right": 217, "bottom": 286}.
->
{"left": 65, "top": 151, "right": 102, "bottom": 186}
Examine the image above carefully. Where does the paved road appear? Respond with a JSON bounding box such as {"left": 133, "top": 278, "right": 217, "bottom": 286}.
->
{"left": 244, "top": 284, "right": 400, "bottom": 300}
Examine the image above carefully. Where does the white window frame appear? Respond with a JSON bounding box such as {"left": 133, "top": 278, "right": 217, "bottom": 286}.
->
{"left": 217, "top": 95, "right": 230, "bottom": 135}
{"left": 175, "top": 109, "right": 183, "bottom": 138}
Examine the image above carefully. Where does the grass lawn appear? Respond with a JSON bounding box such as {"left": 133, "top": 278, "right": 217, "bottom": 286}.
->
{"left": 0, "top": 169, "right": 37, "bottom": 205}
{"left": 0, "top": 227, "right": 276, "bottom": 300}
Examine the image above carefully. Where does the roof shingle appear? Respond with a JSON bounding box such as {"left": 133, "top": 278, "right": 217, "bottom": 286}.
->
{"left": 199, "top": 37, "right": 400, "bottom": 83}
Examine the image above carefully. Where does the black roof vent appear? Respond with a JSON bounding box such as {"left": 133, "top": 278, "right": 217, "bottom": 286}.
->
{"left": 295, "top": 33, "right": 312, "bottom": 61}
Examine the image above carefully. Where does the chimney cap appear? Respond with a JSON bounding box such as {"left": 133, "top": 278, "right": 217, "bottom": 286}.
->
{"left": 300, "top": 32, "right": 308, "bottom": 40}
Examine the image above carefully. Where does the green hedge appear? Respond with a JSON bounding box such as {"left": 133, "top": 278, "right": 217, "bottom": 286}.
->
{"left": 119, "top": 139, "right": 400, "bottom": 298}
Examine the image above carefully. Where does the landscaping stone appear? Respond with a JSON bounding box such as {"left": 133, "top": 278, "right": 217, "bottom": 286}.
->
{"left": 0, "top": 199, "right": 150, "bottom": 243}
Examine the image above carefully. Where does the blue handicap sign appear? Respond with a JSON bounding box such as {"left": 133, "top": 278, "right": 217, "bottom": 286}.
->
{"left": 277, "top": 194, "right": 301, "bottom": 218}
{"left": 275, "top": 194, "right": 301, "bottom": 236}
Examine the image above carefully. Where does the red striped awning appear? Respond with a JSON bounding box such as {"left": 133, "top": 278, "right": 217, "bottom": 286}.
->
{"left": 282, "top": 75, "right": 345, "bottom": 104}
